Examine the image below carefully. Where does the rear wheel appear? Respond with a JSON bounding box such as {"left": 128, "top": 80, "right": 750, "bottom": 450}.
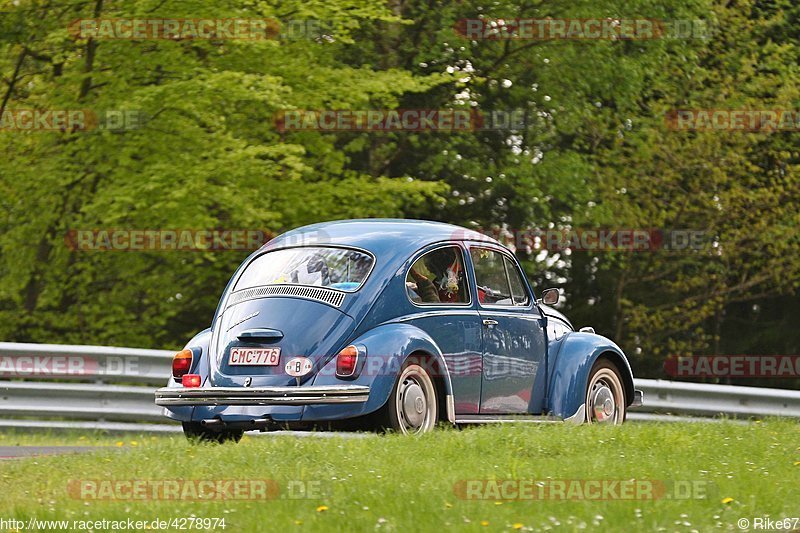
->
{"left": 182, "top": 422, "right": 243, "bottom": 443}
{"left": 376, "top": 360, "right": 438, "bottom": 434}
{"left": 584, "top": 359, "right": 626, "bottom": 424}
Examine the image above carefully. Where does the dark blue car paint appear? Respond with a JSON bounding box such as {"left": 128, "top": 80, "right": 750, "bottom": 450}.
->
{"left": 306, "top": 323, "right": 453, "bottom": 420}
{"left": 460, "top": 241, "right": 548, "bottom": 414}
{"left": 160, "top": 219, "right": 636, "bottom": 425}
{"left": 212, "top": 297, "right": 356, "bottom": 385}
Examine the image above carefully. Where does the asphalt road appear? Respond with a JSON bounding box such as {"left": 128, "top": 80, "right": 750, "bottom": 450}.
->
{"left": 0, "top": 431, "right": 374, "bottom": 459}
{"left": 0, "top": 446, "right": 110, "bottom": 459}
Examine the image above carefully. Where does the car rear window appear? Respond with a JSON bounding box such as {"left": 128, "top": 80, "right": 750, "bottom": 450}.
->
{"left": 234, "top": 247, "right": 374, "bottom": 293}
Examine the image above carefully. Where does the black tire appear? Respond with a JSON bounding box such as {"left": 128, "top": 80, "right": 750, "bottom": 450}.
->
{"left": 182, "top": 422, "right": 243, "bottom": 443}
{"left": 584, "top": 359, "right": 627, "bottom": 424}
{"left": 374, "top": 358, "right": 438, "bottom": 435}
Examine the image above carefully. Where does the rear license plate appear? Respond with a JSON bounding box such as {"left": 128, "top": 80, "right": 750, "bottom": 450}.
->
{"left": 229, "top": 347, "right": 281, "bottom": 366}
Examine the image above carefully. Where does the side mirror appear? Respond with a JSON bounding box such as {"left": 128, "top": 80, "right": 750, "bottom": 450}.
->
{"left": 540, "top": 288, "right": 559, "bottom": 306}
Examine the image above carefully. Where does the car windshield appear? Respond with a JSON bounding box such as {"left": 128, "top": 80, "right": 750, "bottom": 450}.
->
{"left": 234, "top": 247, "right": 374, "bottom": 293}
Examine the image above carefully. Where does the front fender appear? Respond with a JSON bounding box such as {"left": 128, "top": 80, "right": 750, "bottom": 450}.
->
{"left": 547, "top": 332, "right": 635, "bottom": 420}
{"left": 306, "top": 323, "right": 453, "bottom": 422}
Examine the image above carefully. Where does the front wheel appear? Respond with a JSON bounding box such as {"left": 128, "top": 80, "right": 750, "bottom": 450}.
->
{"left": 584, "top": 359, "right": 626, "bottom": 424}
{"left": 182, "top": 422, "right": 243, "bottom": 443}
{"left": 376, "top": 360, "right": 438, "bottom": 434}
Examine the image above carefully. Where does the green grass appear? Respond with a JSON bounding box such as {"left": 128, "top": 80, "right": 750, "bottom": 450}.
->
{"left": 0, "top": 430, "right": 129, "bottom": 447}
{"left": 1, "top": 421, "right": 799, "bottom": 531}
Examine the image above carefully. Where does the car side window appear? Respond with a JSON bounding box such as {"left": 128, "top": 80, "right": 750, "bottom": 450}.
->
{"left": 470, "top": 248, "right": 516, "bottom": 306}
{"left": 504, "top": 257, "right": 530, "bottom": 305}
{"left": 406, "top": 246, "right": 470, "bottom": 305}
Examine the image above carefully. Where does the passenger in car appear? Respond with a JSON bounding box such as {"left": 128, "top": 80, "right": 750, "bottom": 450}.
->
{"left": 406, "top": 247, "right": 466, "bottom": 304}
{"left": 408, "top": 266, "right": 441, "bottom": 303}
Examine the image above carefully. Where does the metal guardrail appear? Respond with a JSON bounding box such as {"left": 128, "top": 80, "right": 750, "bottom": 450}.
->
{"left": 0, "top": 342, "right": 798, "bottom": 431}
{"left": 0, "top": 342, "right": 171, "bottom": 429}
{"left": 631, "top": 379, "right": 800, "bottom": 419}
{"left": 0, "top": 342, "right": 172, "bottom": 385}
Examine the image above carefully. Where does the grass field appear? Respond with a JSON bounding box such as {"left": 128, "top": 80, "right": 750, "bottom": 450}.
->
{"left": 0, "top": 421, "right": 798, "bottom": 531}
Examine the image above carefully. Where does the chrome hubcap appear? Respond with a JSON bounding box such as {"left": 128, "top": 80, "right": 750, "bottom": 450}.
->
{"left": 399, "top": 379, "right": 427, "bottom": 430}
{"left": 591, "top": 383, "right": 616, "bottom": 423}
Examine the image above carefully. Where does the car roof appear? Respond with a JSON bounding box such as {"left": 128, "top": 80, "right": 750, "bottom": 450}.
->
{"left": 263, "top": 219, "right": 502, "bottom": 256}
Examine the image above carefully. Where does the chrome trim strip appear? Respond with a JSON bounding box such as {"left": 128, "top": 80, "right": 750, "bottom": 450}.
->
{"left": 477, "top": 312, "right": 542, "bottom": 321}
{"left": 446, "top": 394, "right": 455, "bottom": 424}
{"left": 631, "top": 389, "right": 644, "bottom": 407}
{"left": 564, "top": 404, "right": 586, "bottom": 425}
{"left": 395, "top": 309, "right": 481, "bottom": 322}
{"left": 455, "top": 415, "right": 562, "bottom": 424}
{"left": 155, "top": 385, "right": 370, "bottom": 406}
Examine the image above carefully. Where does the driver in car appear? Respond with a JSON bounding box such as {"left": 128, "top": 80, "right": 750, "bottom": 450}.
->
{"left": 408, "top": 249, "right": 463, "bottom": 303}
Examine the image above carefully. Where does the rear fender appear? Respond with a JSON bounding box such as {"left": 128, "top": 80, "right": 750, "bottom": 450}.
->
{"left": 161, "top": 328, "right": 211, "bottom": 422}
{"left": 306, "top": 323, "right": 454, "bottom": 422}
{"left": 547, "top": 332, "right": 635, "bottom": 420}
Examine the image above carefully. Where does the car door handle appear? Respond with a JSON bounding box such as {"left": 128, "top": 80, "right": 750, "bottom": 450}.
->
{"left": 482, "top": 319, "right": 499, "bottom": 327}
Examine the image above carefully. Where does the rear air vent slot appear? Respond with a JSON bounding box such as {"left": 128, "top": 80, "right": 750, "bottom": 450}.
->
{"left": 226, "top": 285, "right": 346, "bottom": 309}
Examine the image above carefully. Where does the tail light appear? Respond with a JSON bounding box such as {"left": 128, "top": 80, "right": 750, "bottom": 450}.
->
{"left": 336, "top": 345, "right": 361, "bottom": 377}
{"left": 182, "top": 374, "right": 201, "bottom": 388}
{"left": 172, "top": 349, "right": 193, "bottom": 378}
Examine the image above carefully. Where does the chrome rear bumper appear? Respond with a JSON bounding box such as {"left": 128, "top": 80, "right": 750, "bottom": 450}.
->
{"left": 155, "top": 385, "right": 370, "bottom": 407}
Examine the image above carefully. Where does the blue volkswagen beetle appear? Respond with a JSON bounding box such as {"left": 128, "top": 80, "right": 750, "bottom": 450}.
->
{"left": 156, "top": 219, "right": 642, "bottom": 441}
